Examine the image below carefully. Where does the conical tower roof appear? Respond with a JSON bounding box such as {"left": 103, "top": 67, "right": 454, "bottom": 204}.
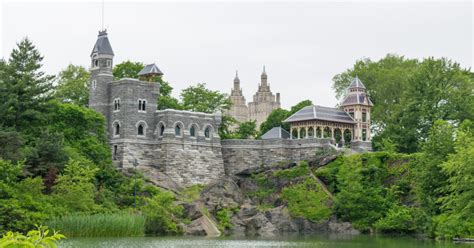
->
{"left": 138, "top": 63, "right": 163, "bottom": 76}
{"left": 348, "top": 76, "right": 366, "bottom": 89}
{"left": 91, "top": 30, "right": 114, "bottom": 56}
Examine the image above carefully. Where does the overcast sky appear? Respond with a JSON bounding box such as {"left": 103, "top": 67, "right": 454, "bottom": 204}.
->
{"left": 1, "top": 1, "right": 472, "bottom": 109}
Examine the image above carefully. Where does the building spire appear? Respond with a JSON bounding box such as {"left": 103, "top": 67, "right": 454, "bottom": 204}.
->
{"left": 261, "top": 65, "right": 267, "bottom": 86}
{"left": 234, "top": 70, "right": 240, "bottom": 84}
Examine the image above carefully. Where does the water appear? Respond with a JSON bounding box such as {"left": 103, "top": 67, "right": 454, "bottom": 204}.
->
{"left": 59, "top": 235, "right": 471, "bottom": 248}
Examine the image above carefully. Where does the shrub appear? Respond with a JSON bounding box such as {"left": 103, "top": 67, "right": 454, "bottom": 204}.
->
{"left": 274, "top": 161, "right": 309, "bottom": 179}
{"left": 141, "top": 190, "right": 183, "bottom": 235}
{"left": 374, "top": 205, "right": 419, "bottom": 233}
{"left": 0, "top": 225, "right": 65, "bottom": 248}
{"left": 281, "top": 178, "right": 332, "bottom": 223}
{"left": 216, "top": 208, "right": 234, "bottom": 232}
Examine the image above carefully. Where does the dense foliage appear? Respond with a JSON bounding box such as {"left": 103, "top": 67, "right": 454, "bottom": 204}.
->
{"left": 0, "top": 225, "right": 65, "bottom": 248}
{"left": 332, "top": 55, "right": 473, "bottom": 153}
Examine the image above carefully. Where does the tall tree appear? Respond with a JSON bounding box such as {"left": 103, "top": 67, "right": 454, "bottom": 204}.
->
{"left": 112, "top": 60, "right": 144, "bottom": 79}
{"left": 235, "top": 120, "right": 257, "bottom": 139}
{"left": 0, "top": 38, "right": 54, "bottom": 132}
{"left": 180, "top": 83, "right": 231, "bottom": 113}
{"left": 54, "top": 64, "right": 90, "bottom": 106}
{"left": 258, "top": 100, "right": 312, "bottom": 137}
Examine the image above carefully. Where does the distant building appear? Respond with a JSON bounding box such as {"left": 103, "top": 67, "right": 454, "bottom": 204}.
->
{"left": 226, "top": 67, "right": 281, "bottom": 129}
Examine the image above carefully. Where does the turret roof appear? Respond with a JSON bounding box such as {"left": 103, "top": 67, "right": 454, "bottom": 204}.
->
{"left": 138, "top": 63, "right": 163, "bottom": 76}
{"left": 91, "top": 30, "right": 114, "bottom": 56}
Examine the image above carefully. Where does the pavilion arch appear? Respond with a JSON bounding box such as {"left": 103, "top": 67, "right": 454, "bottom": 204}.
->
{"left": 112, "top": 120, "right": 121, "bottom": 137}
{"left": 323, "top": 127, "right": 331, "bottom": 138}
{"left": 300, "top": 127, "right": 306, "bottom": 139}
{"left": 308, "top": 127, "right": 314, "bottom": 138}
{"left": 316, "top": 127, "right": 322, "bottom": 138}
{"left": 135, "top": 120, "right": 148, "bottom": 136}
{"left": 343, "top": 129, "right": 352, "bottom": 145}
{"left": 173, "top": 121, "right": 185, "bottom": 137}
{"left": 334, "top": 128, "right": 342, "bottom": 144}
{"left": 188, "top": 123, "right": 199, "bottom": 138}
{"left": 291, "top": 128, "right": 298, "bottom": 139}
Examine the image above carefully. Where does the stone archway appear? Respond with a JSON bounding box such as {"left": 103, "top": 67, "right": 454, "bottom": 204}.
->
{"left": 316, "top": 127, "right": 322, "bottom": 138}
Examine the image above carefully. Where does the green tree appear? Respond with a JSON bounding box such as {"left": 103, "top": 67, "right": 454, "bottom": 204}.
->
{"left": 434, "top": 120, "right": 474, "bottom": 238}
{"left": 112, "top": 60, "right": 144, "bottom": 79}
{"left": 218, "top": 115, "right": 237, "bottom": 140}
{"left": 0, "top": 38, "right": 54, "bottom": 133}
{"left": 141, "top": 190, "right": 183, "bottom": 235}
{"left": 52, "top": 159, "right": 99, "bottom": 214}
{"left": 54, "top": 64, "right": 90, "bottom": 106}
{"left": 0, "top": 129, "right": 24, "bottom": 162}
{"left": 289, "top": 99, "right": 313, "bottom": 115}
{"left": 180, "top": 83, "right": 231, "bottom": 113}
{"left": 258, "top": 109, "right": 290, "bottom": 136}
{"left": 235, "top": 120, "right": 257, "bottom": 139}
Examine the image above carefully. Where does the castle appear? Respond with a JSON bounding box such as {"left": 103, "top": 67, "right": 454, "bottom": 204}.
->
{"left": 226, "top": 69, "right": 281, "bottom": 128}
{"left": 88, "top": 30, "right": 372, "bottom": 187}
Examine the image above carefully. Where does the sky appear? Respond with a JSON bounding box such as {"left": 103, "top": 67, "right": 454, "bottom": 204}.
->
{"left": 1, "top": 0, "right": 472, "bottom": 109}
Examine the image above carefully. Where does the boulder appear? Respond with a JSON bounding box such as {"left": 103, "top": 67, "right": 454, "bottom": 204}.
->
{"left": 244, "top": 213, "right": 277, "bottom": 237}
{"left": 141, "top": 168, "right": 183, "bottom": 193}
{"left": 328, "top": 221, "right": 360, "bottom": 235}
{"left": 184, "top": 215, "right": 221, "bottom": 237}
{"left": 182, "top": 201, "right": 204, "bottom": 221}
{"left": 264, "top": 206, "right": 298, "bottom": 233}
{"left": 200, "top": 177, "right": 244, "bottom": 212}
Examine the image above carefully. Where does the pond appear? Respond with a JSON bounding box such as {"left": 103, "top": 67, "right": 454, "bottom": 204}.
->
{"left": 59, "top": 234, "right": 470, "bottom": 248}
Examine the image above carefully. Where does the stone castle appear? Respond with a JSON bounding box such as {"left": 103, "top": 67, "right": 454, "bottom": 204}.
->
{"left": 88, "top": 30, "right": 372, "bottom": 187}
{"left": 226, "top": 69, "right": 281, "bottom": 128}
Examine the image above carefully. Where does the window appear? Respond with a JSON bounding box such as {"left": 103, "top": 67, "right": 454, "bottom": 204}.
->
{"left": 300, "top": 127, "right": 306, "bottom": 139}
{"left": 175, "top": 125, "right": 182, "bottom": 137}
{"left": 94, "top": 60, "right": 99, "bottom": 67}
{"left": 362, "top": 129, "right": 367, "bottom": 141}
{"left": 92, "top": 80, "right": 97, "bottom": 90}
{"left": 349, "top": 112, "right": 354, "bottom": 119}
{"left": 308, "top": 127, "right": 314, "bottom": 138}
{"left": 362, "top": 112, "right": 367, "bottom": 122}
{"left": 204, "top": 126, "right": 211, "bottom": 139}
{"left": 138, "top": 124, "right": 144, "bottom": 136}
{"left": 113, "top": 145, "right": 118, "bottom": 160}
{"left": 114, "top": 98, "right": 120, "bottom": 111}
{"left": 159, "top": 124, "right": 165, "bottom": 136}
{"left": 190, "top": 125, "right": 196, "bottom": 137}
{"left": 138, "top": 99, "right": 146, "bottom": 111}
{"left": 114, "top": 123, "right": 120, "bottom": 136}
{"left": 107, "top": 60, "right": 112, "bottom": 68}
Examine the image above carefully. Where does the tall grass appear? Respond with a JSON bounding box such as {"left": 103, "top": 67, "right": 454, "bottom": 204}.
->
{"left": 47, "top": 213, "right": 145, "bottom": 237}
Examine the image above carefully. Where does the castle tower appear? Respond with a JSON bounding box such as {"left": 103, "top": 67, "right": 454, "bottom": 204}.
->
{"left": 226, "top": 71, "right": 249, "bottom": 123}
{"left": 89, "top": 30, "right": 114, "bottom": 117}
{"left": 248, "top": 67, "right": 281, "bottom": 129}
{"left": 341, "top": 76, "right": 373, "bottom": 143}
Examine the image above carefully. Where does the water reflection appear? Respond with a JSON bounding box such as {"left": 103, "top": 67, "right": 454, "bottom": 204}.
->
{"left": 59, "top": 234, "right": 467, "bottom": 248}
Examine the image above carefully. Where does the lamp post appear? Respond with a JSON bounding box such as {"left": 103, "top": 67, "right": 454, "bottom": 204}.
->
{"left": 133, "top": 158, "right": 139, "bottom": 209}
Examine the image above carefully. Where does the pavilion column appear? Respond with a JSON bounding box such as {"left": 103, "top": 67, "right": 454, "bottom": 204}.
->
{"left": 290, "top": 128, "right": 293, "bottom": 139}
{"left": 331, "top": 127, "right": 334, "bottom": 139}
{"left": 314, "top": 126, "right": 317, "bottom": 138}
{"left": 305, "top": 127, "right": 308, "bottom": 139}
{"left": 297, "top": 128, "right": 300, "bottom": 139}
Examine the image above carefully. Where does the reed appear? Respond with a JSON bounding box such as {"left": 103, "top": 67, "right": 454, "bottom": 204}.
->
{"left": 47, "top": 213, "right": 145, "bottom": 237}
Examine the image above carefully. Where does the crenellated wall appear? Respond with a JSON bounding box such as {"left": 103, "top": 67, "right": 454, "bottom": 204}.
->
{"left": 221, "top": 138, "right": 332, "bottom": 175}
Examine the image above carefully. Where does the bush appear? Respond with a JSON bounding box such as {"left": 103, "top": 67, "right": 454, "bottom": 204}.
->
{"left": 141, "top": 190, "right": 183, "bottom": 235}
{"left": 216, "top": 208, "right": 234, "bottom": 232}
{"left": 374, "top": 205, "right": 419, "bottom": 233}
{"left": 281, "top": 178, "right": 332, "bottom": 223}
{"left": 274, "top": 161, "right": 309, "bottom": 179}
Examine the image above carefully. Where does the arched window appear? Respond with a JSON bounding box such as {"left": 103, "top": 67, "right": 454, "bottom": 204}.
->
{"left": 160, "top": 124, "right": 165, "bottom": 136}
{"left": 138, "top": 100, "right": 142, "bottom": 111}
{"left": 138, "top": 124, "right": 144, "bottom": 136}
{"left": 142, "top": 100, "right": 146, "bottom": 111}
{"left": 204, "top": 126, "right": 212, "bottom": 139}
{"left": 362, "top": 112, "right": 367, "bottom": 122}
{"left": 106, "top": 60, "right": 112, "bottom": 68}
{"left": 175, "top": 124, "right": 182, "bottom": 137}
{"left": 308, "top": 127, "right": 314, "bottom": 138}
{"left": 114, "top": 123, "right": 120, "bottom": 136}
{"left": 138, "top": 99, "right": 146, "bottom": 111}
{"left": 92, "top": 80, "right": 97, "bottom": 90}
{"left": 292, "top": 129, "right": 298, "bottom": 139}
{"left": 94, "top": 59, "right": 99, "bottom": 67}
{"left": 190, "top": 125, "right": 196, "bottom": 137}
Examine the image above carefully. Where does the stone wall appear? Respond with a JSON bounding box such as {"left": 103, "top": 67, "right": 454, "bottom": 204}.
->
{"left": 221, "top": 138, "right": 332, "bottom": 175}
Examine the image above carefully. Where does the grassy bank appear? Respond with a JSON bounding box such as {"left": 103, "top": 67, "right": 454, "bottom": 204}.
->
{"left": 47, "top": 213, "right": 145, "bottom": 237}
